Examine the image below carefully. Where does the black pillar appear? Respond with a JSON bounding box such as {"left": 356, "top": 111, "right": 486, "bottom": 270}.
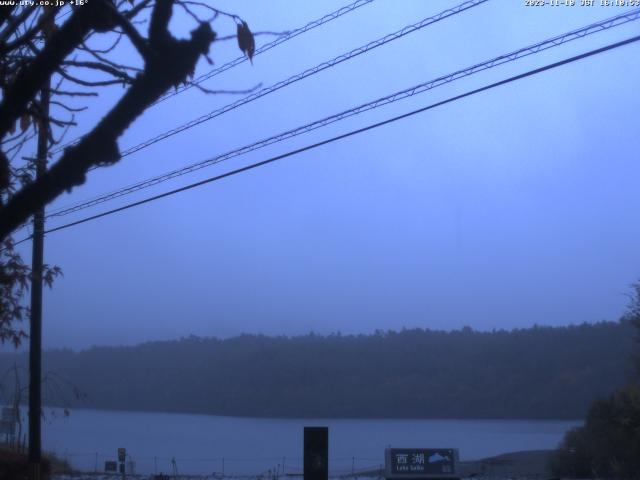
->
{"left": 304, "top": 426, "right": 328, "bottom": 480}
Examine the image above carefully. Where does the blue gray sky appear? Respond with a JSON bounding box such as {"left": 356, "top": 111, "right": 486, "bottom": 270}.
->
{"left": 9, "top": 0, "right": 640, "bottom": 350}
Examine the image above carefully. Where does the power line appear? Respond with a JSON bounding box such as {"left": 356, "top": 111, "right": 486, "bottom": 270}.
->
{"left": 49, "top": 0, "right": 376, "bottom": 156}
{"left": 46, "top": 0, "right": 489, "bottom": 216}
{"left": 41, "top": 34, "right": 640, "bottom": 237}
{"left": 50, "top": 0, "right": 489, "bottom": 163}
{"left": 118, "top": 0, "right": 489, "bottom": 158}
{"left": 46, "top": 7, "right": 640, "bottom": 219}
{"left": 155, "top": 0, "right": 376, "bottom": 104}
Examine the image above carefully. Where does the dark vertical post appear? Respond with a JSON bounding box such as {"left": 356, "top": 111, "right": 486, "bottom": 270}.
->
{"left": 303, "top": 427, "right": 328, "bottom": 480}
{"left": 118, "top": 448, "right": 126, "bottom": 480}
{"left": 28, "top": 75, "right": 50, "bottom": 480}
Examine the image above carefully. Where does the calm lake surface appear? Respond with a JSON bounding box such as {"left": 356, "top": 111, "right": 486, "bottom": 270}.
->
{"left": 35, "top": 408, "right": 581, "bottom": 475}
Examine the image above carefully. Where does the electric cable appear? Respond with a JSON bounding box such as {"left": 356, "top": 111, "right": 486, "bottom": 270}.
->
{"left": 49, "top": 0, "right": 490, "bottom": 160}
{"left": 38, "top": 34, "right": 640, "bottom": 238}
{"left": 48, "top": 0, "right": 376, "bottom": 155}
{"left": 46, "top": 7, "right": 640, "bottom": 219}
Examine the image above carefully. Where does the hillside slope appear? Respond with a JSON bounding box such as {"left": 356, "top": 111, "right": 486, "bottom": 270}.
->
{"left": 0, "top": 321, "right": 634, "bottom": 418}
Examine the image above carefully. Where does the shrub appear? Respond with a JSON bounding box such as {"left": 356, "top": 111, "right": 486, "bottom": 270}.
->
{"left": 550, "top": 385, "right": 640, "bottom": 479}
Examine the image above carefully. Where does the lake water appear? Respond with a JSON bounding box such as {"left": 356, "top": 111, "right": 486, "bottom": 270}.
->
{"left": 33, "top": 408, "right": 580, "bottom": 476}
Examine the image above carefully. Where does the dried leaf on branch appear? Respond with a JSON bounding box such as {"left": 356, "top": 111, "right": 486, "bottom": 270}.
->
{"left": 236, "top": 20, "right": 255, "bottom": 64}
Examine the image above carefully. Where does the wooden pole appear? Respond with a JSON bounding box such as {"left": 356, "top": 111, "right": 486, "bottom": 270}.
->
{"left": 28, "top": 72, "right": 50, "bottom": 480}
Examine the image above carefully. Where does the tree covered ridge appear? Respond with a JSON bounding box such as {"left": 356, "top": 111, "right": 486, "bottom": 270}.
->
{"left": 0, "top": 321, "right": 634, "bottom": 419}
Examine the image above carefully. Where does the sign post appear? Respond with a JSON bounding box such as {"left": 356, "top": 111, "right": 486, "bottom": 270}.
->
{"left": 118, "top": 448, "right": 126, "bottom": 480}
{"left": 385, "top": 448, "right": 460, "bottom": 480}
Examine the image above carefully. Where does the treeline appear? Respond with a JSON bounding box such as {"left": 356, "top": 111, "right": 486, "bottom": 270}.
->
{"left": 0, "top": 322, "right": 635, "bottom": 419}
{"left": 550, "top": 284, "right": 640, "bottom": 479}
{"left": 550, "top": 385, "right": 640, "bottom": 478}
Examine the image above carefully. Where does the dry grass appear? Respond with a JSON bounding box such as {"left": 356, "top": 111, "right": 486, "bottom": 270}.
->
{"left": 0, "top": 445, "right": 73, "bottom": 479}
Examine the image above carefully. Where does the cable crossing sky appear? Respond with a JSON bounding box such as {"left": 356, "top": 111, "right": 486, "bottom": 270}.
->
{"left": 74, "top": 0, "right": 490, "bottom": 164}
{"left": 155, "top": 0, "right": 377, "bottom": 104}
{"left": 46, "top": 0, "right": 492, "bottom": 215}
{"left": 46, "top": 7, "right": 640, "bottom": 220}
{"left": 49, "top": 0, "right": 376, "bottom": 156}
{"left": 36, "top": 33, "right": 640, "bottom": 241}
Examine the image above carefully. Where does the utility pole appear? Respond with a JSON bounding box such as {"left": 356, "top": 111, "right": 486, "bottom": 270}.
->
{"left": 28, "top": 74, "right": 50, "bottom": 480}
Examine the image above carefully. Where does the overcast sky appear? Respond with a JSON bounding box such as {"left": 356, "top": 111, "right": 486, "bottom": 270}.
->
{"left": 8, "top": 0, "right": 640, "bottom": 350}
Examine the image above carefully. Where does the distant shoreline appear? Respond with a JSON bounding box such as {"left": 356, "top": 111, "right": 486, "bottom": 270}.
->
{"left": 460, "top": 450, "right": 554, "bottom": 478}
{"left": 33, "top": 404, "right": 586, "bottom": 422}
{"left": 49, "top": 450, "right": 555, "bottom": 480}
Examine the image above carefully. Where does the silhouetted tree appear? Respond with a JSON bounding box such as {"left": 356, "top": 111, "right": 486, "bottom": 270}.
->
{"left": 0, "top": 1, "right": 256, "bottom": 344}
{"left": 550, "top": 282, "right": 640, "bottom": 479}
{"left": 622, "top": 282, "right": 640, "bottom": 380}
{"left": 550, "top": 386, "right": 640, "bottom": 479}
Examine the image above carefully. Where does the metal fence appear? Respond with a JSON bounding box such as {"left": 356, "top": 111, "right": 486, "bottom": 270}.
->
{"left": 56, "top": 451, "right": 384, "bottom": 478}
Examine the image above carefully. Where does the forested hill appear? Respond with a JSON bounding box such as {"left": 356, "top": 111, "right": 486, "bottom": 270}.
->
{"left": 0, "top": 322, "right": 635, "bottom": 419}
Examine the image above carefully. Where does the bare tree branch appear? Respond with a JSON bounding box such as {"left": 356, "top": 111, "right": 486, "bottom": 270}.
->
{"left": 0, "top": 3, "right": 217, "bottom": 240}
{"left": 79, "top": 41, "right": 142, "bottom": 72}
{"left": 61, "top": 60, "right": 136, "bottom": 83}
{"left": 48, "top": 116, "right": 76, "bottom": 128}
{"left": 50, "top": 89, "right": 98, "bottom": 97}
{"left": 57, "top": 68, "right": 129, "bottom": 87}
{"left": 110, "top": 8, "right": 153, "bottom": 61}
{"left": 0, "top": 7, "right": 38, "bottom": 49}
{"left": 81, "top": 32, "right": 124, "bottom": 54}
{"left": 193, "top": 82, "right": 262, "bottom": 96}
{"left": 50, "top": 101, "right": 88, "bottom": 113}
{"left": 0, "top": 6, "right": 17, "bottom": 28}
{"left": 0, "top": 5, "right": 100, "bottom": 138}
{"left": 123, "top": 0, "right": 154, "bottom": 20}
{"left": 2, "top": 7, "right": 57, "bottom": 55}
{"left": 149, "top": 0, "right": 173, "bottom": 46}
